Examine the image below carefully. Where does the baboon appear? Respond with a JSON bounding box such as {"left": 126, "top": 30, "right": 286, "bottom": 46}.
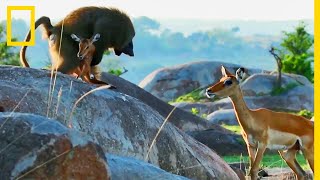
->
{"left": 20, "top": 6, "right": 135, "bottom": 76}
{"left": 235, "top": 67, "right": 250, "bottom": 83}
{"left": 70, "top": 33, "right": 111, "bottom": 86}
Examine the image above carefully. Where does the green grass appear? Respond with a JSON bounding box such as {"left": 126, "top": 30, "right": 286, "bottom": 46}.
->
{"left": 221, "top": 124, "right": 242, "bottom": 135}
{"left": 108, "top": 68, "right": 125, "bottom": 76}
{"left": 169, "top": 88, "right": 206, "bottom": 103}
{"left": 223, "top": 154, "right": 310, "bottom": 170}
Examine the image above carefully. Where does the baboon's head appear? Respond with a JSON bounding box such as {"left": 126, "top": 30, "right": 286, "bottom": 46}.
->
{"left": 236, "top": 67, "right": 246, "bottom": 81}
{"left": 71, "top": 33, "right": 100, "bottom": 60}
{"left": 114, "top": 40, "right": 134, "bottom": 57}
{"left": 206, "top": 66, "right": 240, "bottom": 99}
{"left": 113, "top": 17, "right": 135, "bottom": 57}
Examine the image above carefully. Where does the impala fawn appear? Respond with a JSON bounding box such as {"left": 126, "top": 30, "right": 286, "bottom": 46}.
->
{"left": 71, "top": 33, "right": 113, "bottom": 87}
{"left": 206, "top": 66, "right": 313, "bottom": 180}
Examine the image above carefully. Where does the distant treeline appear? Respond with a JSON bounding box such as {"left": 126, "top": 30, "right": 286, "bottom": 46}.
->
{"left": 132, "top": 16, "right": 280, "bottom": 61}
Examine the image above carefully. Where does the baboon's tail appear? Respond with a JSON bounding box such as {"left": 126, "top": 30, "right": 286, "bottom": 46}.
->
{"left": 20, "top": 16, "right": 53, "bottom": 67}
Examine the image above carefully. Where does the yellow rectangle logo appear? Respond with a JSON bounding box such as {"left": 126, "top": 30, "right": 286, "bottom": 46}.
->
{"left": 7, "top": 6, "right": 35, "bottom": 46}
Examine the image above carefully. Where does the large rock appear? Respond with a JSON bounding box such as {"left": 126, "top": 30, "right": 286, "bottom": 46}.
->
{"left": 172, "top": 98, "right": 233, "bottom": 116}
{"left": 0, "top": 66, "right": 238, "bottom": 180}
{"left": 0, "top": 112, "right": 194, "bottom": 180}
{"left": 173, "top": 73, "right": 313, "bottom": 118}
{"left": 241, "top": 73, "right": 313, "bottom": 112}
{"left": 99, "top": 72, "right": 215, "bottom": 132}
{"left": 107, "top": 154, "right": 190, "bottom": 180}
{"left": 139, "top": 61, "right": 265, "bottom": 102}
{"left": 188, "top": 129, "right": 247, "bottom": 156}
{"left": 207, "top": 109, "right": 238, "bottom": 125}
{"left": 0, "top": 113, "right": 110, "bottom": 180}
{"left": 241, "top": 73, "right": 312, "bottom": 95}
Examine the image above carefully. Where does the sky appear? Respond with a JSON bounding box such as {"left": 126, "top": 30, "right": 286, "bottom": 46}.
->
{"left": 0, "top": 0, "right": 314, "bottom": 21}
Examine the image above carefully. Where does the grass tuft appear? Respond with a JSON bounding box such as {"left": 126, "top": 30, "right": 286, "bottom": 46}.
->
{"left": 169, "top": 88, "right": 206, "bottom": 103}
{"left": 221, "top": 124, "right": 242, "bottom": 135}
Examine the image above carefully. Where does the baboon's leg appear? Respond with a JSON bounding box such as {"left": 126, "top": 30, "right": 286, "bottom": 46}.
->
{"left": 279, "top": 149, "right": 306, "bottom": 180}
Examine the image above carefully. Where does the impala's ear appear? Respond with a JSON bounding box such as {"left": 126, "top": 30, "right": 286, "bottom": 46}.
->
{"left": 221, "top": 66, "right": 233, "bottom": 77}
{"left": 91, "top": 33, "right": 101, "bottom": 43}
{"left": 71, "top": 34, "right": 81, "bottom": 42}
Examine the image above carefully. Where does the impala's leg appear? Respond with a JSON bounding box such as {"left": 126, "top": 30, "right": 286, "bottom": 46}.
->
{"left": 279, "top": 149, "right": 306, "bottom": 180}
{"left": 250, "top": 143, "right": 266, "bottom": 180}
{"left": 302, "top": 145, "right": 314, "bottom": 173}
{"left": 247, "top": 145, "right": 257, "bottom": 169}
{"left": 77, "top": 65, "right": 85, "bottom": 79}
{"left": 243, "top": 133, "right": 257, "bottom": 172}
{"left": 300, "top": 135, "right": 314, "bottom": 173}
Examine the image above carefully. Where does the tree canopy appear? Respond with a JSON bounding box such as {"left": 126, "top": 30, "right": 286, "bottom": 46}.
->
{"left": 279, "top": 23, "right": 314, "bottom": 82}
{"left": 0, "top": 24, "right": 20, "bottom": 66}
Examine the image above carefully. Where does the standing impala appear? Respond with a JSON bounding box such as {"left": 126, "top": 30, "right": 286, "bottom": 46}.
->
{"left": 206, "top": 66, "right": 314, "bottom": 180}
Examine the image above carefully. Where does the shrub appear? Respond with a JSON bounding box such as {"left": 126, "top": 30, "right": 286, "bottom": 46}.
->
{"left": 297, "top": 109, "right": 313, "bottom": 119}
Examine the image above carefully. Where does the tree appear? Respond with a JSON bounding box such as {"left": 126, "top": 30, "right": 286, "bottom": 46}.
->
{"left": 269, "top": 47, "right": 282, "bottom": 88}
{"left": 0, "top": 24, "right": 20, "bottom": 66}
{"left": 278, "top": 23, "right": 314, "bottom": 82}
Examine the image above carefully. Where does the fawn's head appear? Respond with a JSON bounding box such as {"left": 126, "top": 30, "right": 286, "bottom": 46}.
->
{"left": 206, "top": 66, "right": 240, "bottom": 99}
{"left": 71, "top": 33, "right": 100, "bottom": 60}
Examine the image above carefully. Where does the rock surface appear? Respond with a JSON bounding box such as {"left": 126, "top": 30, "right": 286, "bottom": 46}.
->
{"left": 99, "top": 71, "right": 216, "bottom": 132}
{"left": 206, "top": 109, "right": 237, "bottom": 125}
{"left": 139, "top": 61, "right": 265, "bottom": 102}
{"left": 241, "top": 73, "right": 314, "bottom": 112}
{"left": 140, "top": 61, "right": 313, "bottom": 114}
{"left": 172, "top": 98, "right": 233, "bottom": 117}
{"left": 107, "top": 154, "right": 190, "bottom": 180}
{"left": 0, "top": 66, "right": 238, "bottom": 180}
{"left": 260, "top": 168, "right": 313, "bottom": 180}
{"left": 188, "top": 129, "right": 247, "bottom": 156}
{"left": 0, "top": 112, "right": 196, "bottom": 180}
{"left": 0, "top": 113, "right": 110, "bottom": 180}
{"left": 241, "top": 73, "right": 312, "bottom": 96}
{"left": 172, "top": 73, "right": 313, "bottom": 125}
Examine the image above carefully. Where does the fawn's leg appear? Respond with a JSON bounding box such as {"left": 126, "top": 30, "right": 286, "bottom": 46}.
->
{"left": 82, "top": 63, "right": 115, "bottom": 88}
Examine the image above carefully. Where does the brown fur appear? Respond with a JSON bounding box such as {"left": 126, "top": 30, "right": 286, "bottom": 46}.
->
{"left": 20, "top": 6, "right": 135, "bottom": 76}
{"left": 206, "top": 66, "right": 314, "bottom": 180}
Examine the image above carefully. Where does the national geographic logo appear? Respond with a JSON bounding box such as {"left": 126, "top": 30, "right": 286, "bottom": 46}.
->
{"left": 6, "top": 6, "right": 35, "bottom": 46}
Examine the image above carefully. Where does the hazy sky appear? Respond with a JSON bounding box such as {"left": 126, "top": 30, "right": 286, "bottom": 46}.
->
{"left": 0, "top": 0, "right": 314, "bottom": 21}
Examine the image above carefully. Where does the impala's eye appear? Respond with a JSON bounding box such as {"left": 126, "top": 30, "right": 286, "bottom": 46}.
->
{"left": 224, "top": 80, "right": 233, "bottom": 86}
